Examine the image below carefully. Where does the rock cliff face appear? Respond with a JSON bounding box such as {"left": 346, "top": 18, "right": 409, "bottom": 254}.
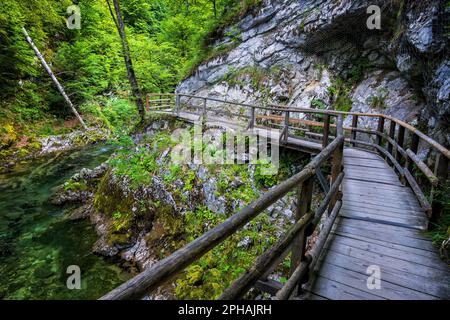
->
{"left": 177, "top": 0, "right": 449, "bottom": 146}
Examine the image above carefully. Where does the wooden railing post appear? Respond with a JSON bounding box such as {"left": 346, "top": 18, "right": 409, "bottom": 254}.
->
{"left": 175, "top": 94, "right": 180, "bottom": 115}
{"left": 322, "top": 115, "right": 330, "bottom": 149}
{"left": 329, "top": 115, "right": 344, "bottom": 214}
{"left": 249, "top": 106, "right": 255, "bottom": 129}
{"left": 290, "top": 176, "right": 314, "bottom": 294}
{"left": 284, "top": 111, "right": 290, "bottom": 143}
{"left": 387, "top": 120, "right": 396, "bottom": 157}
{"left": 430, "top": 154, "right": 449, "bottom": 226}
{"left": 396, "top": 125, "right": 406, "bottom": 163}
{"left": 406, "top": 133, "right": 420, "bottom": 172}
{"left": 376, "top": 116, "right": 385, "bottom": 146}
{"left": 351, "top": 115, "right": 358, "bottom": 147}
{"left": 145, "top": 94, "right": 149, "bottom": 111}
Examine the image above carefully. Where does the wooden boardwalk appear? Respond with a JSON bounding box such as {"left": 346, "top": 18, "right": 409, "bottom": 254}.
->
{"left": 164, "top": 110, "right": 450, "bottom": 300}
{"left": 102, "top": 95, "right": 449, "bottom": 301}
{"left": 305, "top": 148, "right": 450, "bottom": 300}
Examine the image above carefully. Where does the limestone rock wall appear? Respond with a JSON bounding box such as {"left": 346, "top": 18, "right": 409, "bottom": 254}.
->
{"left": 177, "top": 0, "right": 449, "bottom": 146}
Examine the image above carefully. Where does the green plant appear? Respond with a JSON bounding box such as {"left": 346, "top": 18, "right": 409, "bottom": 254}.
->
{"left": 327, "top": 78, "right": 353, "bottom": 112}
{"left": 367, "top": 88, "right": 389, "bottom": 109}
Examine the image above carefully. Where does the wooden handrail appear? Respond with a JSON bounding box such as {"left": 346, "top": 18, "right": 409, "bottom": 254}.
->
{"left": 101, "top": 122, "right": 345, "bottom": 300}
{"left": 124, "top": 92, "right": 449, "bottom": 300}
{"left": 174, "top": 93, "right": 449, "bottom": 159}
{"left": 170, "top": 92, "right": 448, "bottom": 221}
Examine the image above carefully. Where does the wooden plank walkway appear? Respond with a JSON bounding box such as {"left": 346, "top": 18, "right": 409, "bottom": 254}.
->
{"left": 154, "top": 109, "right": 449, "bottom": 300}
{"left": 306, "top": 148, "right": 450, "bottom": 300}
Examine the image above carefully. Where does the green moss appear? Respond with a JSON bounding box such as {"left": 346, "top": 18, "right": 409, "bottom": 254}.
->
{"left": 93, "top": 173, "right": 138, "bottom": 246}
{"left": 64, "top": 180, "right": 88, "bottom": 192}
{"left": 175, "top": 207, "right": 279, "bottom": 299}
{"left": 367, "top": 88, "right": 389, "bottom": 109}
{"left": 327, "top": 77, "right": 353, "bottom": 112}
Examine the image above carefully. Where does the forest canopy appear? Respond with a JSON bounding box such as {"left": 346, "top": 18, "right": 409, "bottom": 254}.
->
{"left": 0, "top": 0, "right": 261, "bottom": 137}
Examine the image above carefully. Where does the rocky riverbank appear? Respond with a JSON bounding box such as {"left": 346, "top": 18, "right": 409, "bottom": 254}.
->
{"left": 51, "top": 117, "right": 315, "bottom": 299}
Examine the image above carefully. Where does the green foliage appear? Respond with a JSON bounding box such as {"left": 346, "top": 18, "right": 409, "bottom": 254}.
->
{"left": 428, "top": 183, "right": 450, "bottom": 247}
{"left": 311, "top": 99, "right": 328, "bottom": 110}
{"left": 79, "top": 98, "right": 139, "bottom": 132}
{"left": 327, "top": 77, "right": 353, "bottom": 112}
{"left": 1, "top": 0, "right": 263, "bottom": 144}
{"left": 109, "top": 131, "right": 175, "bottom": 188}
{"left": 176, "top": 206, "right": 277, "bottom": 299}
{"left": 367, "top": 88, "right": 389, "bottom": 109}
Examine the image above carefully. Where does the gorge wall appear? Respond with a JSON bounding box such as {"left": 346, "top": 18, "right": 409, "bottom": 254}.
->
{"left": 177, "top": 0, "right": 449, "bottom": 148}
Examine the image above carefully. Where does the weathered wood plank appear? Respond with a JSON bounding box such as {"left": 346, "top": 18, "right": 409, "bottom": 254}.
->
{"left": 339, "top": 207, "right": 428, "bottom": 230}
{"left": 331, "top": 231, "right": 440, "bottom": 260}
{"left": 341, "top": 188, "right": 420, "bottom": 206}
{"left": 317, "top": 251, "right": 450, "bottom": 299}
{"left": 345, "top": 175, "right": 403, "bottom": 186}
{"left": 317, "top": 262, "right": 437, "bottom": 300}
{"left": 341, "top": 202, "right": 426, "bottom": 218}
{"left": 334, "top": 222, "right": 436, "bottom": 251}
{"left": 329, "top": 234, "right": 448, "bottom": 271}
{"left": 310, "top": 276, "right": 384, "bottom": 300}
{"left": 326, "top": 242, "right": 450, "bottom": 281}
{"left": 342, "top": 198, "right": 423, "bottom": 212}
{"left": 316, "top": 252, "right": 450, "bottom": 299}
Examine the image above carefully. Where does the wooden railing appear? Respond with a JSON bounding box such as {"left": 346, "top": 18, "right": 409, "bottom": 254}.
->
{"left": 147, "top": 93, "right": 449, "bottom": 224}
{"left": 101, "top": 95, "right": 346, "bottom": 300}
{"left": 103, "top": 92, "right": 450, "bottom": 300}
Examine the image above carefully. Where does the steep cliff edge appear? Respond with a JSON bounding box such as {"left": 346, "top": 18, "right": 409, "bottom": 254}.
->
{"left": 177, "top": 0, "right": 449, "bottom": 147}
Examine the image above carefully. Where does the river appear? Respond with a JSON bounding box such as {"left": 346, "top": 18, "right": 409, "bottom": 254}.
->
{"left": 0, "top": 144, "right": 131, "bottom": 299}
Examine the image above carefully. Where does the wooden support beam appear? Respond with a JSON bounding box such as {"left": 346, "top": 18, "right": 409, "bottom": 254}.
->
{"left": 387, "top": 120, "right": 396, "bottom": 157}
{"left": 218, "top": 212, "right": 314, "bottom": 300}
{"left": 351, "top": 115, "right": 358, "bottom": 147}
{"left": 276, "top": 200, "right": 342, "bottom": 300}
{"left": 284, "top": 111, "right": 290, "bottom": 143}
{"left": 396, "top": 125, "right": 406, "bottom": 163}
{"left": 376, "top": 116, "right": 385, "bottom": 146}
{"left": 406, "top": 133, "right": 420, "bottom": 172}
{"left": 330, "top": 116, "right": 344, "bottom": 213}
{"left": 290, "top": 176, "right": 314, "bottom": 295}
{"left": 403, "top": 168, "right": 432, "bottom": 217}
{"left": 406, "top": 149, "right": 438, "bottom": 186}
{"left": 322, "top": 115, "right": 330, "bottom": 149}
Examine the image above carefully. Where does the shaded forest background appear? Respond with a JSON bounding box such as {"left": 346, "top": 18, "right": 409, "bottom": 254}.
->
{"left": 0, "top": 0, "right": 260, "bottom": 141}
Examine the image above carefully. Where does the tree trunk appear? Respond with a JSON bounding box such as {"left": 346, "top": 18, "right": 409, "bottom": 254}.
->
{"left": 22, "top": 27, "right": 87, "bottom": 130}
{"left": 110, "top": 0, "right": 145, "bottom": 121}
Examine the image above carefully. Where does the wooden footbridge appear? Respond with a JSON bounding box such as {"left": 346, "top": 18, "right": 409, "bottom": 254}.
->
{"left": 101, "top": 93, "right": 449, "bottom": 300}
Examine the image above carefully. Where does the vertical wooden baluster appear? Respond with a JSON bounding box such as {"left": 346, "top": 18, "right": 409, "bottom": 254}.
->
{"left": 290, "top": 176, "right": 313, "bottom": 294}
{"left": 387, "top": 120, "right": 396, "bottom": 157}
{"left": 146, "top": 94, "right": 149, "bottom": 112}
{"left": 322, "top": 115, "right": 330, "bottom": 149}
{"left": 202, "top": 98, "right": 207, "bottom": 126}
{"left": 396, "top": 125, "right": 406, "bottom": 163}
{"left": 330, "top": 115, "right": 344, "bottom": 214}
{"left": 284, "top": 111, "right": 289, "bottom": 143}
{"left": 376, "top": 116, "right": 385, "bottom": 147}
{"left": 351, "top": 115, "right": 358, "bottom": 147}
{"left": 430, "top": 154, "right": 449, "bottom": 227}
{"left": 175, "top": 94, "right": 180, "bottom": 116}
{"left": 249, "top": 106, "right": 255, "bottom": 129}
{"left": 406, "top": 133, "right": 420, "bottom": 172}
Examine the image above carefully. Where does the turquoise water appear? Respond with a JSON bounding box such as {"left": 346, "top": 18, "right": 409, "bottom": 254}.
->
{"left": 0, "top": 145, "right": 131, "bottom": 299}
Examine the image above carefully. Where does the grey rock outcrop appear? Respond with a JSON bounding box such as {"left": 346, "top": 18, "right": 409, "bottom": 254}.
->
{"left": 177, "top": 0, "right": 449, "bottom": 146}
